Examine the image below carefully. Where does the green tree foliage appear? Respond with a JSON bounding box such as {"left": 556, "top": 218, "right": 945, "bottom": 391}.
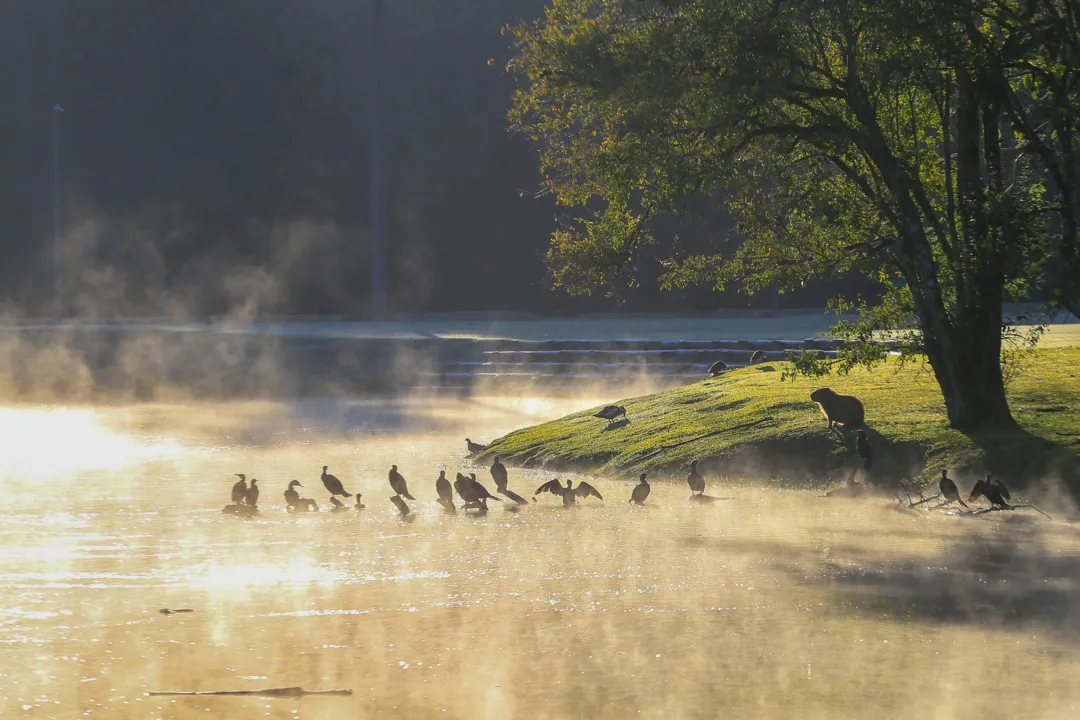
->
{"left": 507, "top": 0, "right": 1080, "bottom": 429}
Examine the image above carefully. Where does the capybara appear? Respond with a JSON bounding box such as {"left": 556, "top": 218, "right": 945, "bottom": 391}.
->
{"left": 749, "top": 350, "right": 767, "bottom": 364}
{"left": 809, "top": 387, "right": 865, "bottom": 429}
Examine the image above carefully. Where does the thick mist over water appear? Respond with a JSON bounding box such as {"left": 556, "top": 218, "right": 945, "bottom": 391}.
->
{"left": 2, "top": 395, "right": 1079, "bottom": 719}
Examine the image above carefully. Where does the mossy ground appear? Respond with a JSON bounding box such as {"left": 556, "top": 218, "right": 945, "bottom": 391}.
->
{"left": 480, "top": 347, "right": 1080, "bottom": 492}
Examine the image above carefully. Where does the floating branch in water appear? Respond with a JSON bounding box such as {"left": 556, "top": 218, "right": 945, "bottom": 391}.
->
{"left": 147, "top": 687, "right": 352, "bottom": 697}
{"left": 158, "top": 608, "right": 193, "bottom": 615}
{"left": 634, "top": 417, "right": 775, "bottom": 462}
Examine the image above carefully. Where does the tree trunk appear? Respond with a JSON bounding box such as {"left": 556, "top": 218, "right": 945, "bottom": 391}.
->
{"left": 916, "top": 296, "right": 1014, "bottom": 430}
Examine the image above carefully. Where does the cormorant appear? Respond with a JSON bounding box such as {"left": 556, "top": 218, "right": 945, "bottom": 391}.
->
{"left": 231, "top": 474, "right": 248, "bottom": 503}
{"left": 435, "top": 470, "right": 455, "bottom": 510}
{"left": 534, "top": 478, "right": 603, "bottom": 506}
{"left": 355, "top": 493, "right": 366, "bottom": 510}
{"left": 594, "top": 405, "right": 627, "bottom": 425}
{"left": 707, "top": 360, "right": 729, "bottom": 377}
{"left": 284, "top": 480, "right": 319, "bottom": 512}
{"left": 749, "top": 350, "right": 767, "bottom": 364}
{"left": 969, "top": 473, "right": 1011, "bottom": 508}
{"left": 468, "top": 473, "right": 501, "bottom": 509}
{"left": 939, "top": 469, "right": 968, "bottom": 508}
{"left": 856, "top": 430, "right": 873, "bottom": 471}
{"left": 630, "top": 472, "right": 650, "bottom": 505}
{"left": 687, "top": 461, "right": 705, "bottom": 495}
{"left": 389, "top": 465, "right": 415, "bottom": 500}
{"left": 244, "top": 479, "right": 260, "bottom": 507}
{"left": 320, "top": 466, "right": 353, "bottom": 498}
{"left": 490, "top": 455, "right": 508, "bottom": 493}
{"left": 466, "top": 438, "right": 486, "bottom": 454}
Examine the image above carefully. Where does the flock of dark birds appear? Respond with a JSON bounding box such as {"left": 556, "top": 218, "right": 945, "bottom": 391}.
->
{"left": 220, "top": 349, "right": 1031, "bottom": 519}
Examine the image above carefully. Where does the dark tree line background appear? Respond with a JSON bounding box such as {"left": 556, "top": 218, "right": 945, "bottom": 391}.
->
{"left": 0, "top": 0, "right": 874, "bottom": 318}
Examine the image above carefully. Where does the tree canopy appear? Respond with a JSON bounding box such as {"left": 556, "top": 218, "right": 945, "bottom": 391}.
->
{"left": 508, "top": 0, "right": 1080, "bottom": 429}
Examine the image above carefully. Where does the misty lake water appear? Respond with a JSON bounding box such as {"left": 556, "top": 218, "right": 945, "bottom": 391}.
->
{"left": 1, "top": 393, "right": 1079, "bottom": 719}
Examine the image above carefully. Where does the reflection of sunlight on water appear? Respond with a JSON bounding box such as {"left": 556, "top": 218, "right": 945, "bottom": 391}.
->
{"left": 0, "top": 408, "right": 181, "bottom": 477}
{"left": 191, "top": 559, "right": 341, "bottom": 589}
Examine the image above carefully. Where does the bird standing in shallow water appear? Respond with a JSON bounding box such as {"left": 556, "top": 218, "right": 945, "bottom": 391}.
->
{"left": 244, "top": 479, "right": 260, "bottom": 507}
{"left": 320, "top": 466, "right": 353, "bottom": 499}
{"left": 284, "top": 480, "right": 318, "bottom": 512}
{"left": 465, "top": 438, "right": 486, "bottom": 454}
{"left": 630, "top": 473, "right": 650, "bottom": 505}
{"left": 435, "top": 470, "right": 455, "bottom": 510}
{"left": 939, "top": 469, "right": 968, "bottom": 508}
{"left": 856, "top": 430, "right": 873, "bottom": 471}
{"left": 231, "top": 474, "right": 248, "bottom": 504}
{"left": 687, "top": 461, "right": 705, "bottom": 496}
{"left": 389, "top": 465, "right": 415, "bottom": 500}
{"left": 490, "top": 455, "right": 508, "bottom": 493}
{"left": 534, "top": 478, "right": 603, "bottom": 507}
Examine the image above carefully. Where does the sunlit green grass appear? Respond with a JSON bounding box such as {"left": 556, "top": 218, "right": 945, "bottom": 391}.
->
{"left": 482, "top": 348, "right": 1080, "bottom": 490}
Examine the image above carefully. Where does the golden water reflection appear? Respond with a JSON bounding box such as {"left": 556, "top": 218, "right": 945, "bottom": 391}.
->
{"left": 0, "top": 396, "right": 1078, "bottom": 719}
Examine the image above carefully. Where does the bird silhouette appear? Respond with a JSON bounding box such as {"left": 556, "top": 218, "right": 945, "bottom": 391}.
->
{"left": 435, "top": 470, "right": 455, "bottom": 510}
{"left": 231, "top": 474, "right": 248, "bottom": 503}
{"left": 465, "top": 438, "right": 486, "bottom": 454}
{"left": 594, "top": 405, "right": 627, "bottom": 425}
{"left": 320, "top": 466, "right": 353, "bottom": 498}
{"left": 939, "top": 469, "right": 968, "bottom": 508}
{"left": 687, "top": 461, "right": 705, "bottom": 495}
{"left": 244, "top": 479, "right": 260, "bottom": 507}
{"left": 468, "top": 473, "right": 501, "bottom": 509}
{"left": 856, "top": 430, "right": 873, "bottom": 471}
{"left": 969, "top": 472, "right": 1011, "bottom": 507}
{"left": 534, "top": 478, "right": 603, "bottom": 506}
{"left": 490, "top": 455, "right": 508, "bottom": 493}
{"left": 630, "top": 472, "right": 650, "bottom": 505}
{"left": 707, "top": 360, "right": 729, "bottom": 377}
{"left": 284, "top": 480, "right": 319, "bottom": 512}
{"left": 389, "top": 465, "right": 415, "bottom": 500}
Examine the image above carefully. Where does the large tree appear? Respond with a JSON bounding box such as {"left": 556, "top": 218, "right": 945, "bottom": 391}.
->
{"left": 507, "top": 0, "right": 1080, "bottom": 429}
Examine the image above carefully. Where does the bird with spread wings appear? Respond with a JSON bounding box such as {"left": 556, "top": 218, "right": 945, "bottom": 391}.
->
{"left": 534, "top": 478, "right": 603, "bottom": 506}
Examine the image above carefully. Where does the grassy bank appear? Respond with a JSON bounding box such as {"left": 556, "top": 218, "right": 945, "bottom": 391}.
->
{"left": 480, "top": 347, "right": 1080, "bottom": 490}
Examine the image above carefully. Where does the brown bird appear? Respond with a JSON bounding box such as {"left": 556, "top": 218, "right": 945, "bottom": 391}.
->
{"left": 629, "top": 472, "right": 650, "bottom": 505}
{"left": 468, "top": 473, "right": 501, "bottom": 509}
{"left": 687, "top": 460, "right": 705, "bottom": 495}
{"left": 939, "top": 469, "right": 968, "bottom": 508}
{"left": 594, "top": 405, "right": 627, "bottom": 425}
{"left": 534, "top": 478, "right": 603, "bottom": 507}
{"left": 465, "top": 438, "right": 486, "bottom": 454}
{"left": 244, "top": 479, "right": 260, "bottom": 507}
{"left": 389, "top": 465, "right": 415, "bottom": 500}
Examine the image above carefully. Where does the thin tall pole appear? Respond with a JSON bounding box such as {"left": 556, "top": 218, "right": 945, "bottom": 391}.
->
{"left": 369, "top": 0, "right": 388, "bottom": 319}
{"left": 52, "top": 104, "right": 64, "bottom": 320}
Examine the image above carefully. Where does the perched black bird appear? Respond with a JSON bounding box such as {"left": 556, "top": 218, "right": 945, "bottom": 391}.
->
{"left": 390, "top": 495, "right": 411, "bottom": 517}
{"left": 856, "top": 430, "right": 873, "bottom": 471}
{"left": 490, "top": 455, "right": 509, "bottom": 493}
{"left": 284, "top": 480, "right": 319, "bottom": 512}
{"left": 465, "top": 438, "right": 486, "bottom": 454}
{"left": 454, "top": 472, "right": 475, "bottom": 505}
{"left": 435, "top": 470, "right": 455, "bottom": 510}
{"left": 749, "top": 350, "right": 767, "bottom": 364}
{"left": 244, "top": 479, "right": 260, "bottom": 507}
{"left": 534, "top": 478, "right": 604, "bottom": 506}
{"left": 389, "top": 465, "right": 415, "bottom": 500}
{"left": 687, "top": 461, "right": 705, "bottom": 495}
{"left": 231, "top": 474, "right": 248, "bottom": 503}
{"left": 630, "top": 472, "right": 650, "bottom": 505}
{"left": 969, "top": 473, "right": 1011, "bottom": 507}
{"left": 468, "top": 473, "right": 501, "bottom": 508}
{"left": 594, "top": 405, "right": 627, "bottom": 425}
{"left": 707, "top": 360, "right": 729, "bottom": 377}
{"left": 320, "top": 466, "right": 353, "bottom": 498}
{"left": 939, "top": 469, "right": 968, "bottom": 508}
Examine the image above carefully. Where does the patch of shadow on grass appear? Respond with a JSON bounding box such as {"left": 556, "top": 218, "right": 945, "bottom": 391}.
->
{"left": 600, "top": 418, "right": 631, "bottom": 432}
{"left": 962, "top": 423, "right": 1080, "bottom": 500}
